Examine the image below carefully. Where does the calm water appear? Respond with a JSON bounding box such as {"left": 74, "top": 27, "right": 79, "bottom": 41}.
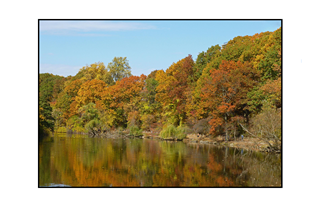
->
{"left": 39, "top": 133, "right": 281, "bottom": 187}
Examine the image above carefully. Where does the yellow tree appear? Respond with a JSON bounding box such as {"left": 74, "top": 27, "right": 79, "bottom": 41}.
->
{"left": 77, "top": 62, "right": 113, "bottom": 84}
{"left": 76, "top": 79, "right": 107, "bottom": 108}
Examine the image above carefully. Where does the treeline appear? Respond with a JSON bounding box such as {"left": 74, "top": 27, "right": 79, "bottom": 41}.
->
{"left": 39, "top": 28, "right": 281, "bottom": 144}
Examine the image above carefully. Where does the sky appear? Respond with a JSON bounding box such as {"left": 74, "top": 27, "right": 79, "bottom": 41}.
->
{"left": 39, "top": 20, "right": 281, "bottom": 77}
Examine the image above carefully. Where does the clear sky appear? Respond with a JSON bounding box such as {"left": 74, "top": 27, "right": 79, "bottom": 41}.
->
{"left": 39, "top": 20, "right": 281, "bottom": 77}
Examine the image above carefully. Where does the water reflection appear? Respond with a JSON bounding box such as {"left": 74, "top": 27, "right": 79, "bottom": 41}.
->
{"left": 39, "top": 134, "right": 281, "bottom": 187}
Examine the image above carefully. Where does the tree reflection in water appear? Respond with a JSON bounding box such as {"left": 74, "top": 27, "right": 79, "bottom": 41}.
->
{"left": 39, "top": 134, "right": 281, "bottom": 187}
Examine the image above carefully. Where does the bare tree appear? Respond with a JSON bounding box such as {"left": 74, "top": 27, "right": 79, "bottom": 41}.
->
{"left": 240, "top": 101, "right": 281, "bottom": 152}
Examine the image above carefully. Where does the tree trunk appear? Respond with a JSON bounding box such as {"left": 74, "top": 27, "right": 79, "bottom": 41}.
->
{"left": 225, "top": 114, "right": 228, "bottom": 141}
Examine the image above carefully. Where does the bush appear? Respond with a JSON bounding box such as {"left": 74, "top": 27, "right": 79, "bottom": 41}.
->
{"left": 129, "top": 125, "right": 143, "bottom": 136}
{"left": 141, "top": 114, "right": 155, "bottom": 131}
{"left": 39, "top": 125, "right": 52, "bottom": 137}
{"left": 249, "top": 101, "right": 281, "bottom": 151}
{"left": 56, "top": 127, "right": 67, "bottom": 133}
{"left": 192, "top": 118, "right": 211, "bottom": 135}
{"left": 127, "top": 111, "right": 141, "bottom": 128}
{"left": 72, "top": 126, "right": 87, "bottom": 133}
{"left": 159, "top": 124, "right": 189, "bottom": 139}
{"left": 160, "top": 124, "right": 176, "bottom": 139}
{"left": 176, "top": 125, "right": 190, "bottom": 139}
{"left": 250, "top": 102, "right": 281, "bottom": 139}
{"left": 85, "top": 119, "right": 101, "bottom": 134}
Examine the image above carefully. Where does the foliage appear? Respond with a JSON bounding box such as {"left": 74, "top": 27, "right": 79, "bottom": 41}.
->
{"left": 39, "top": 102, "right": 54, "bottom": 130}
{"left": 76, "top": 62, "right": 113, "bottom": 84}
{"left": 249, "top": 101, "right": 281, "bottom": 150}
{"left": 193, "top": 45, "right": 221, "bottom": 82}
{"left": 72, "top": 126, "right": 87, "bottom": 133}
{"left": 192, "top": 118, "right": 211, "bottom": 135}
{"left": 107, "top": 57, "right": 132, "bottom": 85}
{"left": 98, "top": 75, "right": 146, "bottom": 128}
{"left": 175, "top": 125, "right": 190, "bottom": 139}
{"left": 39, "top": 73, "right": 65, "bottom": 132}
{"left": 129, "top": 125, "right": 143, "bottom": 136}
{"left": 85, "top": 119, "right": 101, "bottom": 134}
{"left": 261, "top": 76, "right": 281, "bottom": 108}
{"left": 159, "top": 124, "right": 189, "bottom": 139}
{"left": 76, "top": 79, "right": 107, "bottom": 108}
{"left": 66, "top": 115, "right": 83, "bottom": 132}
{"left": 78, "top": 103, "right": 99, "bottom": 123}
{"left": 39, "top": 28, "right": 281, "bottom": 141}
{"left": 156, "top": 55, "right": 194, "bottom": 125}
{"left": 159, "top": 124, "right": 177, "bottom": 139}
{"left": 56, "top": 127, "right": 67, "bottom": 133}
{"left": 39, "top": 124, "right": 52, "bottom": 137}
{"left": 140, "top": 114, "right": 156, "bottom": 131}
{"left": 200, "top": 60, "right": 259, "bottom": 137}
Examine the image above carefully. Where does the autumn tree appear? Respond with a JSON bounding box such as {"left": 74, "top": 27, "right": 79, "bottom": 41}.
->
{"left": 75, "top": 62, "right": 113, "bottom": 85}
{"left": 53, "top": 79, "right": 84, "bottom": 125}
{"left": 140, "top": 70, "right": 161, "bottom": 130}
{"left": 249, "top": 101, "right": 281, "bottom": 151}
{"left": 247, "top": 33, "right": 282, "bottom": 113}
{"left": 75, "top": 79, "right": 107, "bottom": 108}
{"left": 155, "top": 55, "right": 194, "bottom": 126}
{"left": 200, "top": 60, "right": 260, "bottom": 139}
{"left": 193, "top": 45, "right": 221, "bottom": 83}
{"left": 98, "top": 75, "right": 146, "bottom": 128}
{"left": 254, "top": 28, "right": 281, "bottom": 81}
{"left": 39, "top": 73, "right": 65, "bottom": 132}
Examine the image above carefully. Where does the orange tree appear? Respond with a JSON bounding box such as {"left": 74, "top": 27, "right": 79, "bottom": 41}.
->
{"left": 98, "top": 75, "right": 146, "bottom": 128}
{"left": 156, "top": 55, "right": 194, "bottom": 126}
{"left": 200, "top": 60, "right": 260, "bottom": 139}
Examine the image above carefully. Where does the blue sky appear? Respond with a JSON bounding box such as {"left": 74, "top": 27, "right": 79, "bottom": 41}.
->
{"left": 39, "top": 20, "right": 281, "bottom": 77}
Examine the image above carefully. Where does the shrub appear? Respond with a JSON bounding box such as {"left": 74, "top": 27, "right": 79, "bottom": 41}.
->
{"left": 56, "top": 127, "right": 67, "bottom": 133}
{"left": 85, "top": 119, "right": 101, "bottom": 134}
{"left": 193, "top": 118, "right": 211, "bottom": 135}
{"left": 129, "top": 125, "right": 143, "bottom": 136}
{"left": 159, "top": 124, "right": 176, "bottom": 139}
{"left": 72, "top": 126, "right": 87, "bottom": 133}
{"left": 249, "top": 101, "right": 281, "bottom": 151}
{"left": 39, "top": 125, "right": 52, "bottom": 137}
{"left": 141, "top": 114, "right": 155, "bottom": 131}
{"left": 176, "top": 125, "right": 190, "bottom": 139}
{"left": 128, "top": 111, "right": 141, "bottom": 128}
{"left": 250, "top": 101, "right": 281, "bottom": 139}
{"left": 160, "top": 124, "right": 189, "bottom": 139}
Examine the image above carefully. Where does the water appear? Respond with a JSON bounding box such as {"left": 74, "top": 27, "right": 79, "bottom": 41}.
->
{"left": 39, "top": 133, "right": 281, "bottom": 187}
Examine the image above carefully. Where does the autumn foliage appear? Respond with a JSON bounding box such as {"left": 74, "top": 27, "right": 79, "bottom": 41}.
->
{"left": 40, "top": 28, "right": 281, "bottom": 140}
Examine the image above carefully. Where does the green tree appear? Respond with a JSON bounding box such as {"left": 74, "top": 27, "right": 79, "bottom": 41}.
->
{"left": 107, "top": 57, "right": 132, "bottom": 84}
{"left": 39, "top": 73, "right": 64, "bottom": 132}
{"left": 193, "top": 45, "right": 221, "bottom": 83}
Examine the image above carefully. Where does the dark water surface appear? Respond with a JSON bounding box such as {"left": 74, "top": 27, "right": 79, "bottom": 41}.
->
{"left": 39, "top": 133, "right": 281, "bottom": 187}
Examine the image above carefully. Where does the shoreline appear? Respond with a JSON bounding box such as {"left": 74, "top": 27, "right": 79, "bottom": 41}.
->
{"left": 54, "top": 130, "right": 280, "bottom": 153}
{"left": 142, "top": 132, "right": 279, "bottom": 153}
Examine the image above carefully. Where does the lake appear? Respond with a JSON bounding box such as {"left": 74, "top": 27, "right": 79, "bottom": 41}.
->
{"left": 39, "top": 133, "right": 281, "bottom": 187}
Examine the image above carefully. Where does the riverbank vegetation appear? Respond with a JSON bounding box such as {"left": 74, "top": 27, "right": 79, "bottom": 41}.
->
{"left": 39, "top": 28, "right": 281, "bottom": 151}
